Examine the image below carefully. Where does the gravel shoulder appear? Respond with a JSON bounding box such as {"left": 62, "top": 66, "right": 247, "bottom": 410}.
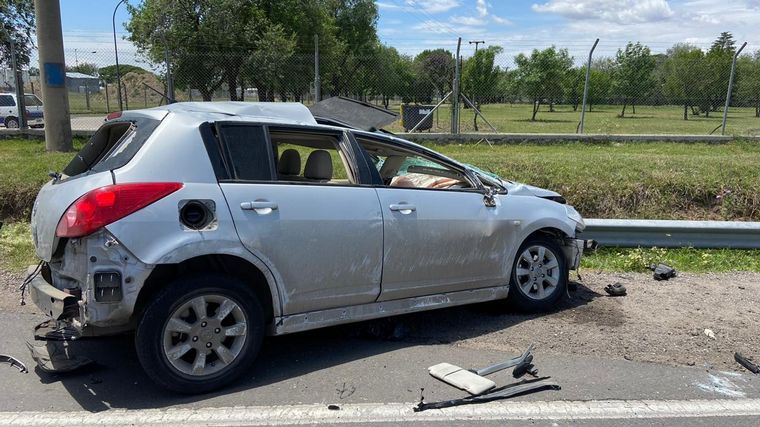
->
{"left": 2, "top": 268, "right": 758, "bottom": 371}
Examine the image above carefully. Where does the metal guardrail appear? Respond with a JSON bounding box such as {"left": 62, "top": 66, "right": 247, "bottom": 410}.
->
{"left": 583, "top": 219, "right": 760, "bottom": 249}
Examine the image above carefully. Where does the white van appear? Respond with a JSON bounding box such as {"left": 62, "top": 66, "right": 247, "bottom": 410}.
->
{"left": 0, "top": 92, "right": 44, "bottom": 128}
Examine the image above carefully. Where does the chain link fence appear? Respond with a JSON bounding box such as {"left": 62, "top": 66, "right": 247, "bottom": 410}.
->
{"left": 5, "top": 40, "right": 760, "bottom": 135}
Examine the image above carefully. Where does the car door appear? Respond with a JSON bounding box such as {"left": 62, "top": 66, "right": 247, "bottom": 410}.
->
{"left": 24, "top": 94, "right": 43, "bottom": 122}
{"left": 0, "top": 94, "right": 16, "bottom": 125}
{"left": 214, "top": 123, "right": 383, "bottom": 315}
{"left": 354, "top": 135, "right": 516, "bottom": 301}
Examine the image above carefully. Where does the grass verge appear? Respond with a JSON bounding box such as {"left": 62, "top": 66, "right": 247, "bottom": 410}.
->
{"left": 2, "top": 139, "right": 760, "bottom": 221}
{"left": 0, "top": 222, "right": 33, "bottom": 272}
{"left": 582, "top": 247, "right": 760, "bottom": 273}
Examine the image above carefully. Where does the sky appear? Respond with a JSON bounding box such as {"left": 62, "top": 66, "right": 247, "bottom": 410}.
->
{"left": 57, "top": 0, "right": 760, "bottom": 67}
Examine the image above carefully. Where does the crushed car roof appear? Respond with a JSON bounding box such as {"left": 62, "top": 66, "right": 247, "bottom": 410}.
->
{"left": 155, "top": 102, "right": 318, "bottom": 125}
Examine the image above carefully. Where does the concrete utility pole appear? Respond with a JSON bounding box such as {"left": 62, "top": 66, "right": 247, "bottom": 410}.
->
{"left": 34, "top": 0, "right": 72, "bottom": 152}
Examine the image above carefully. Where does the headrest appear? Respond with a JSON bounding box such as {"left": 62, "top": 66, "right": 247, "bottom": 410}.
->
{"left": 278, "top": 149, "right": 301, "bottom": 176}
{"left": 304, "top": 150, "right": 333, "bottom": 181}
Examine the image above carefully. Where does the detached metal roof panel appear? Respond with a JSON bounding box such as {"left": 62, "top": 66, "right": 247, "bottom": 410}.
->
{"left": 309, "top": 96, "right": 398, "bottom": 131}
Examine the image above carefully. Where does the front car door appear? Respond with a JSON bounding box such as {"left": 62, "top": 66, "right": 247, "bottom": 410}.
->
{"left": 353, "top": 134, "right": 517, "bottom": 300}
{"left": 212, "top": 123, "right": 383, "bottom": 315}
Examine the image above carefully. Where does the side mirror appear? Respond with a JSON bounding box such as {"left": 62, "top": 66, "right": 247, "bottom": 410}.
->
{"left": 482, "top": 186, "right": 497, "bottom": 207}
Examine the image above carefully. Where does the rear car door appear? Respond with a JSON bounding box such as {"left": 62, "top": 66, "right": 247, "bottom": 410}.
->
{"left": 212, "top": 123, "right": 383, "bottom": 315}
{"left": 24, "top": 94, "right": 44, "bottom": 124}
{"left": 354, "top": 135, "right": 515, "bottom": 300}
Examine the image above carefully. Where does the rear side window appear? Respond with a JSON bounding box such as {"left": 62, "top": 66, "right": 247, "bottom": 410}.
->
{"left": 216, "top": 124, "right": 274, "bottom": 181}
{"left": 0, "top": 95, "right": 15, "bottom": 106}
{"left": 63, "top": 115, "right": 161, "bottom": 179}
{"left": 24, "top": 95, "right": 42, "bottom": 106}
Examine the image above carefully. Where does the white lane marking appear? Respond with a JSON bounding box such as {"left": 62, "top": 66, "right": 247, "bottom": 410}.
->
{"left": 1, "top": 399, "right": 760, "bottom": 426}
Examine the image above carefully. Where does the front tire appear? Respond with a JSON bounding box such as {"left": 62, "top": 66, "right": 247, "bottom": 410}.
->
{"left": 4, "top": 117, "right": 19, "bottom": 128}
{"left": 507, "top": 236, "right": 568, "bottom": 312}
{"left": 135, "top": 274, "right": 265, "bottom": 394}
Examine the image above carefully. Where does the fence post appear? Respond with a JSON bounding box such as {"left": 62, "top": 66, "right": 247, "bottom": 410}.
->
{"left": 451, "top": 37, "right": 461, "bottom": 134}
{"left": 104, "top": 80, "right": 110, "bottom": 113}
{"left": 721, "top": 41, "right": 747, "bottom": 135}
{"left": 579, "top": 38, "right": 599, "bottom": 134}
{"left": 314, "top": 34, "right": 320, "bottom": 103}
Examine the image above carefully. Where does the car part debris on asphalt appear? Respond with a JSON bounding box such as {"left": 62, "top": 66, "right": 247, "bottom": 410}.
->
{"left": 511, "top": 354, "right": 538, "bottom": 378}
{"left": 0, "top": 354, "right": 28, "bottom": 373}
{"left": 34, "top": 319, "right": 81, "bottom": 341}
{"left": 414, "top": 377, "right": 560, "bottom": 412}
{"left": 734, "top": 352, "right": 760, "bottom": 374}
{"left": 26, "top": 340, "right": 93, "bottom": 373}
{"left": 650, "top": 263, "right": 677, "bottom": 281}
{"left": 428, "top": 344, "right": 535, "bottom": 395}
{"left": 604, "top": 283, "right": 627, "bottom": 296}
{"left": 704, "top": 329, "right": 716, "bottom": 339}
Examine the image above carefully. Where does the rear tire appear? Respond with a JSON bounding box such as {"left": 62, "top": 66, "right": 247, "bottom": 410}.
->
{"left": 507, "top": 236, "right": 567, "bottom": 312}
{"left": 4, "top": 117, "right": 19, "bottom": 128}
{"left": 135, "top": 274, "right": 265, "bottom": 394}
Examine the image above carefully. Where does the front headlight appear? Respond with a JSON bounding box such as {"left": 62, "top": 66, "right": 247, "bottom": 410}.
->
{"left": 565, "top": 205, "right": 585, "bottom": 228}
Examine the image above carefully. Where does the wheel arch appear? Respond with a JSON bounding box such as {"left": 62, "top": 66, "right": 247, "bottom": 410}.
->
{"left": 131, "top": 253, "right": 280, "bottom": 329}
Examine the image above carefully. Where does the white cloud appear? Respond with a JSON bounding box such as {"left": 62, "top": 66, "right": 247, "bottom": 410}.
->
{"left": 476, "top": 0, "right": 488, "bottom": 17}
{"left": 449, "top": 15, "right": 484, "bottom": 25}
{"left": 532, "top": 0, "right": 674, "bottom": 24}
{"left": 406, "top": 0, "right": 461, "bottom": 13}
{"left": 491, "top": 15, "right": 512, "bottom": 25}
{"left": 412, "top": 19, "right": 483, "bottom": 34}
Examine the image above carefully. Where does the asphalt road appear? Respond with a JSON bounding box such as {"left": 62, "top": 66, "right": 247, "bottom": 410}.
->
{"left": 1, "top": 310, "right": 759, "bottom": 426}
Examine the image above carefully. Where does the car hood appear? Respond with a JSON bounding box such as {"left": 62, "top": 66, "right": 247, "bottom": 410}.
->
{"left": 504, "top": 181, "right": 562, "bottom": 199}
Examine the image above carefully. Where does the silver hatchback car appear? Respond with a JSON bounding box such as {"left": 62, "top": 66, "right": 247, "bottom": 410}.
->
{"left": 28, "top": 102, "right": 587, "bottom": 393}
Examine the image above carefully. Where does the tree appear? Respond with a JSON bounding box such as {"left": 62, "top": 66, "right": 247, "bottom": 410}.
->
{"left": 415, "top": 49, "right": 455, "bottom": 99}
{"left": 0, "top": 0, "right": 35, "bottom": 68}
{"left": 663, "top": 44, "right": 705, "bottom": 120}
{"left": 99, "top": 64, "right": 148, "bottom": 83}
{"left": 462, "top": 46, "right": 503, "bottom": 130}
{"left": 243, "top": 24, "right": 296, "bottom": 102}
{"left": 699, "top": 32, "right": 736, "bottom": 116}
{"left": 613, "top": 42, "right": 655, "bottom": 117}
{"left": 513, "top": 46, "right": 573, "bottom": 121}
{"left": 67, "top": 62, "right": 99, "bottom": 76}
{"left": 127, "top": 0, "right": 260, "bottom": 101}
{"left": 564, "top": 66, "right": 584, "bottom": 111}
{"left": 736, "top": 51, "right": 760, "bottom": 117}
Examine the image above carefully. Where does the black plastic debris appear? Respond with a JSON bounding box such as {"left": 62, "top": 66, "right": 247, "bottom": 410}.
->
{"left": 512, "top": 354, "right": 538, "bottom": 378}
{"left": 650, "top": 263, "right": 677, "bottom": 281}
{"left": 414, "top": 377, "right": 560, "bottom": 412}
{"left": 735, "top": 352, "right": 760, "bottom": 374}
{"left": 327, "top": 404, "right": 340, "bottom": 411}
{"left": 26, "top": 340, "right": 93, "bottom": 373}
{"left": 0, "top": 354, "right": 28, "bottom": 373}
{"left": 604, "top": 283, "right": 627, "bottom": 296}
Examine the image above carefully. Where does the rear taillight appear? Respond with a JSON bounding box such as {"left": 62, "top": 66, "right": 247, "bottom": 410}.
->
{"left": 56, "top": 182, "right": 183, "bottom": 238}
{"left": 105, "top": 111, "right": 122, "bottom": 121}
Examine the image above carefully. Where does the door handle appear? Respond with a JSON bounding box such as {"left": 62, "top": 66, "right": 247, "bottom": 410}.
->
{"left": 389, "top": 203, "right": 416, "bottom": 213}
{"left": 240, "top": 201, "right": 278, "bottom": 214}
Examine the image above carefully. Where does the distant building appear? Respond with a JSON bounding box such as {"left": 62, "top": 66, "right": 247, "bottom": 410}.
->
{"left": 66, "top": 72, "right": 100, "bottom": 93}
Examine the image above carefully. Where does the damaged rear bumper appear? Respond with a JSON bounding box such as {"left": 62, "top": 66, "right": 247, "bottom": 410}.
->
{"left": 28, "top": 268, "right": 78, "bottom": 320}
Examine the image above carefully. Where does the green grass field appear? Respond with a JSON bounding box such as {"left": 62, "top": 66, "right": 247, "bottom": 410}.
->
{"left": 385, "top": 103, "right": 760, "bottom": 136}
{"left": 64, "top": 91, "right": 760, "bottom": 137}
